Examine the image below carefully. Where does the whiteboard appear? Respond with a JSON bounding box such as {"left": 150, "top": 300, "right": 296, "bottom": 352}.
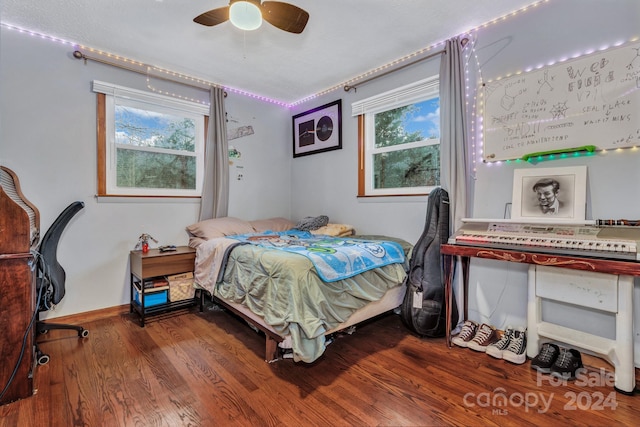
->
{"left": 483, "top": 41, "right": 640, "bottom": 162}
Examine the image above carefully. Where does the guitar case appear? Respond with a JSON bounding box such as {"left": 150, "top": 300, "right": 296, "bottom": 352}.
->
{"left": 401, "top": 187, "right": 458, "bottom": 337}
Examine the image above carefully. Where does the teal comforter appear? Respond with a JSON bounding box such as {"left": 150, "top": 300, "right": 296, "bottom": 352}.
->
{"left": 228, "top": 230, "right": 406, "bottom": 282}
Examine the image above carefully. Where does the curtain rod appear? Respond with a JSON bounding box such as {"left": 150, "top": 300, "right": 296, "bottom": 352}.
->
{"left": 343, "top": 37, "right": 468, "bottom": 92}
{"left": 72, "top": 50, "right": 224, "bottom": 94}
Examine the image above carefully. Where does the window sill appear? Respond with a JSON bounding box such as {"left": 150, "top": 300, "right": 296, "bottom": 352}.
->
{"left": 95, "top": 195, "right": 201, "bottom": 204}
{"left": 357, "top": 194, "right": 428, "bottom": 203}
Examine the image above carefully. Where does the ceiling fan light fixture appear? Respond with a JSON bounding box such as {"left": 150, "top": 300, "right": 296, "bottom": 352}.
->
{"left": 229, "top": 1, "right": 262, "bottom": 31}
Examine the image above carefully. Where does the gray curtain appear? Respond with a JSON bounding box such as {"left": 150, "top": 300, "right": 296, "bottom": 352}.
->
{"left": 439, "top": 36, "right": 469, "bottom": 234}
{"left": 439, "top": 36, "right": 470, "bottom": 330}
{"left": 199, "top": 86, "right": 229, "bottom": 220}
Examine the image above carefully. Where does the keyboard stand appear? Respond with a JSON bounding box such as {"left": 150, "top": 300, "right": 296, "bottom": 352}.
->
{"left": 441, "top": 244, "right": 638, "bottom": 395}
{"left": 528, "top": 265, "right": 635, "bottom": 395}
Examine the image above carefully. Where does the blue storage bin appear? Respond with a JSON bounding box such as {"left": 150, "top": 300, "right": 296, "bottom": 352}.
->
{"left": 134, "top": 288, "right": 168, "bottom": 307}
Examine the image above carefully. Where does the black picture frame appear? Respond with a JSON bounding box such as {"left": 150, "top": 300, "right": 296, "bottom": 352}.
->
{"left": 292, "top": 100, "right": 342, "bottom": 158}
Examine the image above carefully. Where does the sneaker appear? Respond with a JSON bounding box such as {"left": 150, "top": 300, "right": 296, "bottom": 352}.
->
{"left": 502, "top": 327, "right": 527, "bottom": 364}
{"left": 451, "top": 320, "right": 478, "bottom": 348}
{"left": 530, "top": 343, "right": 560, "bottom": 374}
{"left": 486, "top": 327, "right": 514, "bottom": 359}
{"left": 467, "top": 323, "right": 499, "bottom": 352}
{"left": 550, "top": 348, "right": 583, "bottom": 380}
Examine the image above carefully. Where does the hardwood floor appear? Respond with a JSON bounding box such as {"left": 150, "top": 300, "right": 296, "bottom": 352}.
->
{"left": 1, "top": 302, "right": 638, "bottom": 426}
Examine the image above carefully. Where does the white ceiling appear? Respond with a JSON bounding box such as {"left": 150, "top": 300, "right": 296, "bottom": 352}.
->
{"left": 1, "top": 0, "right": 540, "bottom": 104}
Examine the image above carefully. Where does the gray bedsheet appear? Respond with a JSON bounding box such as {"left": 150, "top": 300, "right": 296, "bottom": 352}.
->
{"left": 198, "top": 235, "right": 411, "bottom": 362}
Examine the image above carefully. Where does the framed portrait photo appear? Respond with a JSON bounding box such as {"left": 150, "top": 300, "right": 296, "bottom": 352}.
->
{"left": 511, "top": 166, "right": 587, "bottom": 221}
{"left": 292, "top": 100, "right": 342, "bottom": 158}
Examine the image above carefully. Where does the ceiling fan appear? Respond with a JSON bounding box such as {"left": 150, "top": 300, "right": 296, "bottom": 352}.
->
{"left": 194, "top": 0, "right": 309, "bottom": 34}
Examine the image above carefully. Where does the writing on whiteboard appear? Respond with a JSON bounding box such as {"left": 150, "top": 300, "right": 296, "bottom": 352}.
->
{"left": 483, "top": 42, "right": 640, "bottom": 161}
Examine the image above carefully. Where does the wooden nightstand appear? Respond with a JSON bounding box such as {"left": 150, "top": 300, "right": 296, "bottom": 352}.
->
{"left": 129, "top": 246, "right": 200, "bottom": 326}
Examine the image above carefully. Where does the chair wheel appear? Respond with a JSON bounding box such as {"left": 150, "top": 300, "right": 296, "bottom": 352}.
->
{"left": 38, "top": 329, "right": 49, "bottom": 335}
{"left": 37, "top": 353, "right": 50, "bottom": 366}
{"left": 79, "top": 329, "right": 89, "bottom": 338}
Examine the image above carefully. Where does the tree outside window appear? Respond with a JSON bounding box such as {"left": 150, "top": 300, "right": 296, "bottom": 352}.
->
{"left": 358, "top": 87, "right": 440, "bottom": 197}
{"left": 115, "top": 105, "right": 197, "bottom": 191}
{"left": 94, "top": 81, "right": 206, "bottom": 198}
{"left": 372, "top": 99, "right": 440, "bottom": 192}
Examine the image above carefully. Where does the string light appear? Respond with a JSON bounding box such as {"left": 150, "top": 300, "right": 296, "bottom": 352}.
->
{"left": 290, "top": 42, "right": 448, "bottom": 106}
{"left": 1, "top": 2, "right": 550, "bottom": 108}
{"left": 5, "top": 0, "right": 638, "bottom": 169}
{"left": 0, "top": 23, "right": 75, "bottom": 46}
{"left": 294, "top": 2, "right": 552, "bottom": 105}
{"left": 465, "top": 34, "right": 478, "bottom": 176}
{"left": 145, "top": 78, "right": 207, "bottom": 105}
{"left": 477, "top": 34, "right": 640, "bottom": 166}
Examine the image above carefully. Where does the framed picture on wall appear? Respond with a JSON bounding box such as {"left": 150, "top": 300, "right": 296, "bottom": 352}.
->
{"left": 511, "top": 166, "right": 587, "bottom": 221}
{"left": 292, "top": 100, "right": 342, "bottom": 158}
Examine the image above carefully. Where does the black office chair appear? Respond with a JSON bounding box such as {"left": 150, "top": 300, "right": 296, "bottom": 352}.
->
{"left": 35, "top": 201, "right": 88, "bottom": 365}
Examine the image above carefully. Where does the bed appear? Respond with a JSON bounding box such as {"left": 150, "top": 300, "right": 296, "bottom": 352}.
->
{"left": 187, "top": 216, "right": 412, "bottom": 363}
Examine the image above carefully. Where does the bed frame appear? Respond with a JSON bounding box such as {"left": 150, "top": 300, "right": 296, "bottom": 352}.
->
{"left": 212, "top": 284, "right": 407, "bottom": 362}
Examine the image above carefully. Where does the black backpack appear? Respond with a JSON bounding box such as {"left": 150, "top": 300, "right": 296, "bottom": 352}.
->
{"left": 401, "top": 187, "right": 458, "bottom": 337}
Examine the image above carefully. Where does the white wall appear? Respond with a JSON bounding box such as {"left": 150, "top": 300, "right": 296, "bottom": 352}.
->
{"left": 225, "top": 94, "right": 292, "bottom": 220}
{"left": 0, "top": 27, "right": 291, "bottom": 318}
{"left": 469, "top": 0, "right": 640, "bottom": 367}
{"left": 2, "top": 0, "right": 640, "bottom": 366}
{"left": 289, "top": 56, "right": 441, "bottom": 245}
{"left": 290, "top": 0, "right": 640, "bottom": 365}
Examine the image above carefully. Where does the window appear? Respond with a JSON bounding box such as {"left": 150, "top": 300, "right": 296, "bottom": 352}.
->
{"left": 93, "top": 81, "right": 207, "bottom": 197}
{"left": 353, "top": 76, "right": 440, "bottom": 196}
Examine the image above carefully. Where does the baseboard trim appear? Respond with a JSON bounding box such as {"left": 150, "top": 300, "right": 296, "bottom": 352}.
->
{"left": 43, "top": 304, "right": 130, "bottom": 325}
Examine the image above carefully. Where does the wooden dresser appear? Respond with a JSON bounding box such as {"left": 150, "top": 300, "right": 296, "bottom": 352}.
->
{"left": 0, "top": 166, "right": 39, "bottom": 405}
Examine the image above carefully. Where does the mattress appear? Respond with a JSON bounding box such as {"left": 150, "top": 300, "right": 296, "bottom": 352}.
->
{"left": 203, "top": 235, "right": 411, "bottom": 362}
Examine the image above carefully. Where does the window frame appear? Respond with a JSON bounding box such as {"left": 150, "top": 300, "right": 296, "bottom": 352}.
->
{"left": 354, "top": 76, "right": 440, "bottom": 197}
{"left": 94, "top": 81, "right": 208, "bottom": 198}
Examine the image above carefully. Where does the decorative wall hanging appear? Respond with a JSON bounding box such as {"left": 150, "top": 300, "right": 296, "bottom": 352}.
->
{"left": 483, "top": 41, "right": 640, "bottom": 162}
{"left": 511, "top": 166, "right": 587, "bottom": 221}
{"left": 292, "top": 100, "right": 342, "bottom": 158}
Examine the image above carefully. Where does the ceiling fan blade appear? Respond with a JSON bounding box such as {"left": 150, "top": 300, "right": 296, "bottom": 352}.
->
{"left": 261, "top": 1, "right": 309, "bottom": 34}
{"left": 193, "top": 6, "right": 230, "bottom": 27}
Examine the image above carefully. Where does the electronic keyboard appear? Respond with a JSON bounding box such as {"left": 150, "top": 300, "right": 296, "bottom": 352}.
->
{"left": 448, "top": 219, "right": 640, "bottom": 261}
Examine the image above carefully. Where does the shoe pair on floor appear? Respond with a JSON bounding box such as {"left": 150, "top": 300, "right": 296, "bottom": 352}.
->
{"left": 531, "top": 343, "right": 584, "bottom": 380}
{"left": 452, "top": 320, "right": 527, "bottom": 364}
